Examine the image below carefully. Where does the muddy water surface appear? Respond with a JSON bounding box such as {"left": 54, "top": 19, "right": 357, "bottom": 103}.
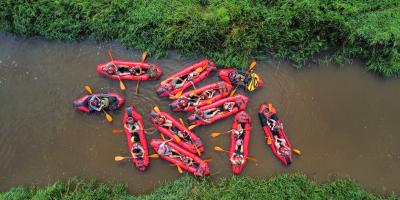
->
{"left": 0, "top": 32, "right": 399, "bottom": 195}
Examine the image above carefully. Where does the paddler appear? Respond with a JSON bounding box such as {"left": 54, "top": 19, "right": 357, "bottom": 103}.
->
{"left": 129, "top": 66, "right": 145, "bottom": 76}
{"left": 124, "top": 117, "right": 140, "bottom": 133}
{"left": 194, "top": 107, "right": 220, "bottom": 122}
{"left": 230, "top": 153, "right": 245, "bottom": 166}
{"left": 88, "top": 95, "right": 108, "bottom": 111}
{"left": 131, "top": 143, "right": 144, "bottom": 159}
{"left": 154, "top": 114, "right": 173, "bottom": 130}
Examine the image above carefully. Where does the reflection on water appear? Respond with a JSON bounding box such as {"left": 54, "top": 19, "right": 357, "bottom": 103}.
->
{"left": 0, "top": 32, "right": 399, "bottom": 195}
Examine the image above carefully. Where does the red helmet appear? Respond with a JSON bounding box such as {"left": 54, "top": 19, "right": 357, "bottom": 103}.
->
{"left": 156, "top": 116, "right": 166, "bottom": 124}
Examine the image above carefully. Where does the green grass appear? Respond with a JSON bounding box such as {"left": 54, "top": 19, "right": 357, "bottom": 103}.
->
{"left": 0, "top": 174, "right": 397, "bottom": 200}
{"left": 1, "top": 0, "right": 399, "bottom": 76}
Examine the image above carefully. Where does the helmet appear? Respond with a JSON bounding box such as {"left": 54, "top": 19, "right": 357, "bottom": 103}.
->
{"left": 178, "top": 98, "right": 188, "bottom": 107}
{"left": 156, "top": 116, "right": 166, "bottom": 124}
{"left": 127, "top": 117, "right": 134, "bottom": 124}
{"left": 104, "top": 65, "right": 115, "bottom": 74}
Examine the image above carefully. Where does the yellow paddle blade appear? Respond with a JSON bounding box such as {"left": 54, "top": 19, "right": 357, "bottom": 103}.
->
{"left": 211, "top": 132, "right": 222, "bottom": 138}
{"left": 293, "top": 148, "right": 302, "bottom": 156}
{"left": 174, "top": 135, "right": 181, "bottom": 142}
{"left": 179, "top": 118, "right": 185, "bottom": 126}
{"left": 204, "top": 159, "right": 212, "bottom": 163}
{"left": 149, "top": 154, "right": 159, "bottom": 158}
{"left": 112, "top": 129, "right": 124, "bottom": 133}
{"left": 248, "top": 60, "right": 257, "bottom": 71}
{"left": 267, "top": 137, "right": 272, "bottom": 145}
{"left": 177, "top": 165, "right": 183, "bottom": 174}
{"left": 188, "top": 124, "right": 198, "bottom": 130}
{"left": 268, "top": 103, "right": 272, "bottom": 111}
{"left": 104, "top": 111, "right": 113, "bottom": 122}
{"left": 160, "top": 133, "right": 166, "bottom": 140}
{"left": 153, "top": 106, "right": 161, "bottom": 113}
{"left": 119, "top": 80, "right": 126, "bottom": 91}
{"left": 84, "top": 85, "right": 93, "bottom": 94}
{"left": 141, "top": 51, "right": 148, "bottom": 62}
{"left": 114, "top": 156, "right": 126, "bottom": 161}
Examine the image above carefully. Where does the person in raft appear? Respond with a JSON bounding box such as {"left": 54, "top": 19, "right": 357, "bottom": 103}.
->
{"left": 154, "top": 114, "right": 173, "bottom": 130}
{"left": 157, "top": 139, "right": 181, "bottom": 158}
{"left": 177, "top": 96, "right": 201, "bottom": 109}
{"left": 230, "top": 153, "right": 245, "bottom": 166}
{"left": 129, "top": 66, "right": 145, "bottom": 76}
{"left": 231, "top": 70, "right": 249, "bottom": 86}
{"left": 194, "top": 107, "right": 220, "bottom": 122}
{"left": 200, "top": 89, "right": 215, "bottom": 99}
{"left": 181, "top": 156, "right": 194, "bottom": 167}
{"left": 131, "top": 143, "right": 145, "bottom": 159}
{"left": 176, "top": 130, "right": 192, "bottom": 143}
{"left": 233, "top": 123, "right": 244, "bottom": 139}
{"left": 193, "top": 162, "right": 206, "bottom": 176}
{"left": 170, "top": 71, "right": 200, "bottom": 89}
{"left": 125, "top": 117, "right": 140, "bottom": 133}
{"left": 88, "top": 95, "right": 108, "bottom": 111}
{"left": 274, "top": 135, "right": 291, "bottom": 156}
{"left": 223, "top": 102, "right": 235, "bottom": 112}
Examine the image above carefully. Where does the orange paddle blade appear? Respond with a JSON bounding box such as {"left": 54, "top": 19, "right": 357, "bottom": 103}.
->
{"left": 171, "top": 90, "right": 183, "bottom": 99}
{"left": 108, "top": 50, "right": 114, "bottom": 60}
{"left": 204, "top": 159, "right": 212, "bottom": 163}
{"left": 160, "top": 133, "right": 166, "bottom": 140}
{"left": 213, "top": 146, "right": 226, "bottom": 152}
{"left": 112, "top": 129, "right": 124, "bottom": 133}
{"left": 149, "top": 154, "right": 159, "bottom": 158}
{"left": 119, "top": 80, "right": 126, "bottom": 91}
{"left": 247, "top": 156, "right": 257, "bottom": 162}
{"left": 84, "top": 85, "right": 93, "bottom": 94}
{"left": 211, "top": 132, "right": 222, "bottom": 138}
{"left": 177, "top": 165, "right": 183, "bottom": 174}
{"left": 174, "top": 135, "right": 181, "bottom": 142}
{"left": 196, "top": 147, "right": 201, "bottom": 156}
{"left": 267, "top": 137, "right": 272, "bottom": 145}
{"left": 179, "top": 118, "right": 185, "bottom": 126}
{"left": 248, "top": 60, "right": 257, "bottom": 71}
{"left": 153, "top": 106, "right": 161, "bottom": 113}
{"left": 104, "top": 111, "right": 113, "bottom": 122}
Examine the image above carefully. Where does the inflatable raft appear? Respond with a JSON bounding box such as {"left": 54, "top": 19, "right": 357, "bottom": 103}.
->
{"left": 187, "top": 94, "right": 249, "bottom": 126}
{"left": 229, "top": 111, "right": 252, "bottom": 174}
{"left": 258, "top": 103, "right": 292, "bottom": 166}
{"left": 150, "top": 139, "right": 210, "bottom": 176}
{"left": 156, "top": 60, "right": 216, "bottom": 98}
{"left": 150, "top": 108, "right": 204, "bottom": 154}
{"left": 73, "top": 92, "right": 124, "bottom": 113}
{"left": 218, "top": 68, "right": 263, "bottom": 91}
{"left": 97, "top": 60, "right": 163, "bottom": 80}
{"left": 123, "top": 106, "right": 150, "bottom": 171}
{"left": 169, "top": 82, "right": 232, "bottom": 112}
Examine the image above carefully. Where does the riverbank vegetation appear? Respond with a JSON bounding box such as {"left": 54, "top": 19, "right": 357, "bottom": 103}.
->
{"left": 1, "top": 174, "right": 396, "bottom": 199}
{"left": 0, "top": 0, "right": 399, "bottom": 76}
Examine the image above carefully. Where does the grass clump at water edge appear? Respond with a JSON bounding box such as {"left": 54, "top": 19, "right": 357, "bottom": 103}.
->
{"left": 0, "top": 174, "right": 397, "bottom": 200}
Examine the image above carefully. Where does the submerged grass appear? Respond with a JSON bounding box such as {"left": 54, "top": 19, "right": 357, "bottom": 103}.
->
{"left": 0, "top": 174, "right": 397, "bottom": 200}
{"left": 0, "top": 0, "right": 399, "bottom": 76}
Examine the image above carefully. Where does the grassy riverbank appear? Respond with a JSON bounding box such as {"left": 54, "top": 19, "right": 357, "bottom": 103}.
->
{"left": 1, "top": 0, "right": 399, "bottom": 76}
{"left": 0, "top": 174, "right": 396, "bottom": 199}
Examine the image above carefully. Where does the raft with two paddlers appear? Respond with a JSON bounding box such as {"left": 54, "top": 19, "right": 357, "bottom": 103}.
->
{"left": 150, "top": 139, "right": 210, "bottom": 176}
{"left": 258, "top": 103, "right": 293, "bottom": 166}
{"left": 187, "top": 94, "right": 249, "bottom": 127}
{"left": 218, "top": 68, "right": 263, "bottom": 92}
{"left": 229, "top": 111, "right": 252, "bottom": 174}
{"left": 73, "top": 92, "right": 124, "bottom": 113}
{"left": 156, "top": 60, "right": 216, "bottom": 98}
{"left": 169, "top": 81, "right": 232, "bottom": 112}
{"left": 97, "top": 60, "right": 163, "bottom": 81}
{"left": 123, "top": 106, "right": 150, "bottom": 171}
{"left": 150, "top": 107, "right": 204, "bottom": 155}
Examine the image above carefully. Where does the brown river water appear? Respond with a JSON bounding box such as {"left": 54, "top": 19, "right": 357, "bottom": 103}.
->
{"left": 0, "top": 32, "right": 399, "bottom": 196}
